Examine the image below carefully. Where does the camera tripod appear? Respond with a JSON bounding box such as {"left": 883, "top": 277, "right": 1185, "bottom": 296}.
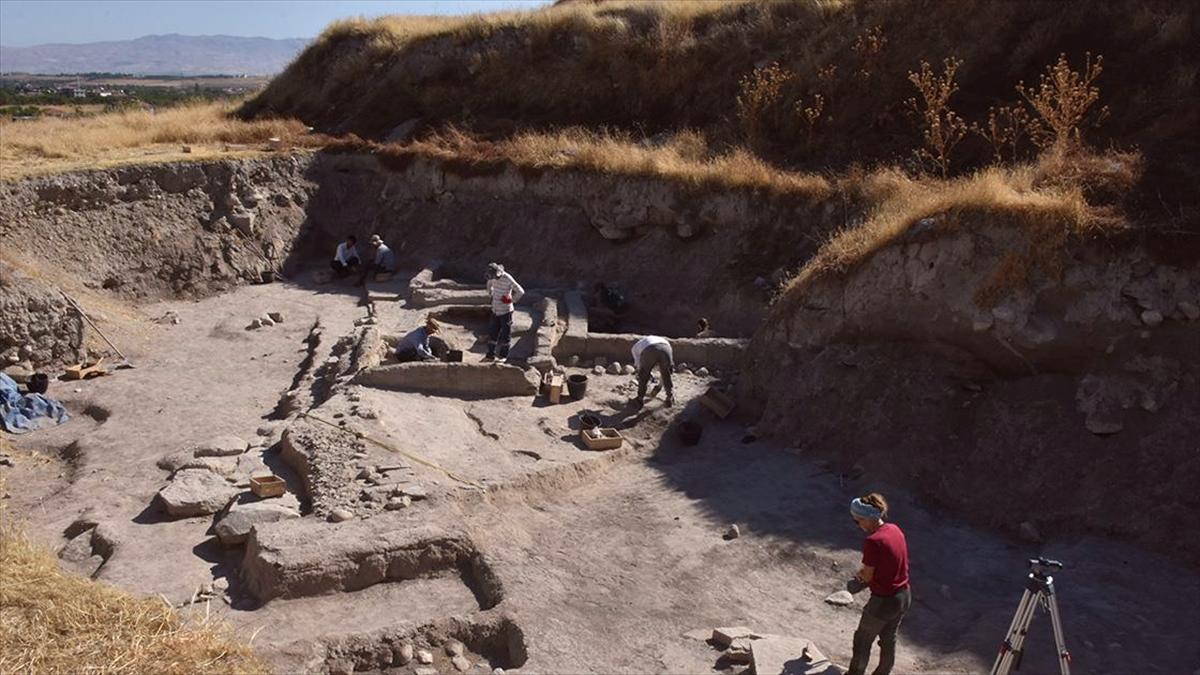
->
{"left": 991, "top": 557, "right": 1072, "bottom": 675}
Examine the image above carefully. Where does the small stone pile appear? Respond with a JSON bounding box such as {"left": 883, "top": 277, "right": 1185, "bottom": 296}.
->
{"left": 246, "top": 311, "right": 285, "bottom": 330}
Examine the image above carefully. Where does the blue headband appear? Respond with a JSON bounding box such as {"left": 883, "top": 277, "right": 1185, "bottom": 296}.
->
{"left": 850, "top": 498, "right": 883, "bottom": 521}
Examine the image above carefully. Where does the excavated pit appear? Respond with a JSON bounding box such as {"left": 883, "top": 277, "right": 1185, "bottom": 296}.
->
{"left": 3, "top": 151, "right": 1199, "bottom": 674}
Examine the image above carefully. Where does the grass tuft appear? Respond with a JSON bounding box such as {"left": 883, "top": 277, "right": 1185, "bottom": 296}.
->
{"left": 0, "top": 521, "right": 266, "bottom": 675}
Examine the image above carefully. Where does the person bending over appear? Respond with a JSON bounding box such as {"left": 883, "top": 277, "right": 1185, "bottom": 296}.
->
{"left": 630, "top": 335, "right": 674, "bottom": 408}
{"left": 483, "top": 262, "right": 524, "bottom": 363}
{"left": 395, "top": 317, "right": 441, "bottom": 363}
{"left": 846, "top": 493, "right": 911, "bottom": 675}
{"left": 356, "top": 234, "right": 396, "bottom": 287}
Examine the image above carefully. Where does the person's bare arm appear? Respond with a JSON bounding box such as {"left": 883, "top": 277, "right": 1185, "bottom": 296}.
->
{"left": 856, "top": 565, "right": 875, "bottom": 583}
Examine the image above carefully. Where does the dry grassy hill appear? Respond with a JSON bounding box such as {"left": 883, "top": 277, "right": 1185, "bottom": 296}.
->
{"left": 242, "top": 0, "right": 1199, "bottom": 237}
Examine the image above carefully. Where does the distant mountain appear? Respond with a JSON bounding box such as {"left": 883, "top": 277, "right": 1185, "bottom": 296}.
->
{"left": 0, "top": 34, "right": 309, "bottom": 76}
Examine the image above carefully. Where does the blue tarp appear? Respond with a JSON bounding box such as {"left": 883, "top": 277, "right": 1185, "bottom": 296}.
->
{"left": 1, "top": 372, "right": 69, "bottom": 434}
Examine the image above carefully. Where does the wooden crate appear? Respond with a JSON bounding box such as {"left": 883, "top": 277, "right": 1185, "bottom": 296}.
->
{"left": 543, "top": 372, "right": 565, "bottom": 404}
{"left": 581, "top": 427, "right": 624, "bottom": 450}
{"left": 699, "top": 387, "right": 736, "bottom": 418}
{"left": 250, "top": 474, "right": 287, "bottom": 498}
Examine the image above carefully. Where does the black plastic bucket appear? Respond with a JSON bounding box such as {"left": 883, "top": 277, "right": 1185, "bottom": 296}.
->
{"left": 677, "top": 420, "right": 703, "bottom": 446}
{"left": 28, "top": 373, "right": 49, "bottom": 395}
{"left": 579, "top": 413, "right": 602, "bottom": 430}
{"left": 567, "top": 374, "right": 588, "bottom": 399}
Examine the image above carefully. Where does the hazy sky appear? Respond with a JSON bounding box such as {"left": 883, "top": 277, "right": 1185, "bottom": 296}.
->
{"left": 0, "top": 0, "right": 552, "bottom": 47}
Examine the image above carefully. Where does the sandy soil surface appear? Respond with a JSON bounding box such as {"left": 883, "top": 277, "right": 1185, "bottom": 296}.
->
{"left": 5, "top": 278, "right": 1199, "bottom": 675}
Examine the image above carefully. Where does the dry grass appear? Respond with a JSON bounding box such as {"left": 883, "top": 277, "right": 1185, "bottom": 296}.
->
{"left": 791, "top": 156, "right": 1102, "bottom": 295}
{"left": 0, "top": 522, "right": 266, "bottom": 675}
{"left": 0, "top": 101, "right": 319, "bottom": 180}
{"left": 396, "top": 126, "right": 833, "bottom": 197}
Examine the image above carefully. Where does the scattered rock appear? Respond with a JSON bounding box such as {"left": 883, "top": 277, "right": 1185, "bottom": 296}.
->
{"left": 1085, "top": 416, "right": 1123, "bottom": 435}
{"left": 445, "top": 641, "right": 465, "bottom": 657}
{"left": 452, "top": 655, "right": 472, "bottom": 672}
{"left": 329, "top": 508, "right": 354, "bottom": 523}
{"left": 417, "top": 649, "right": 434, "bottom": 665}
{"left": 325, "top": 356, "right": 340, "bottom": 366}
{"left": 255, "top": 425, "right": 274, "bottom": 437}
{"left": 385, "top": 496, "right": 412, "bottom": 510}
{"left": 675, "top": 362, "right": 690, "bottom": 373}
{"left": 825, "top": 590, "right": 854, "bottom": 606}
{"left": 712, "top": 626, "right": 760, "bottom": 649}
{"left": 1018, "top": 521, "right": 1043, "bottom": 543}
{"left": 1179, "top": 301, "right": 1199, "bottom": 321}
{"left": 695, "top": 366, "right": 710, "bottom": 377}
{"left": 400, "top": 485, "right": 428, "bottom": 500}
{"left": 606, "top": 362, "right": 621, "bottom": 375}
{"left": 213, "top": 577, "right": 229, "bottom": 592}
{"left": 724, "top": 524, "right": 740, "bottom": 540}
{"left": 215, "top": 500, "right": 301, "bottom": 545}
{"left": 415, "top": 669, "right": 437, "bottom": 675}
{"left": 246, "top": 318, "right": 263, "bottom": 330}
{"left": 592, "top": 365, "right": 605, "bottom": 375}
{"left": 393, "top": 644, "right": 414, "bottom": 665}
{"left": 194, "top": 435, "right": 249, "bottom": 458}
{"left": 1140, "top": 309, "right": 1164, "bottom": 327}
{"left": 357, "top": 467, "right": 373, "bottom": 480}
{"left": 268, "top": 312, "right": 284, "bottom": 323}
{"left": 228, "top": 211, "right": 255, "bottom": 236}
{"left": 260, "top": 316, "right": 275, "bottom": 327}
{"left": 622, "top": 364, "right": 635, "bottom": 375}
{"left": 568, "top": 355, "right": 580, "bottom": 366}
{"left": 158, "top": 469, "right": 240, "bottom": 517}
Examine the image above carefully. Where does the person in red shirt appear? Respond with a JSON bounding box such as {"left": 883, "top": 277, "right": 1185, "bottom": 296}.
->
{"left": 846, "top": 492, "right": 911, "bottom": 675}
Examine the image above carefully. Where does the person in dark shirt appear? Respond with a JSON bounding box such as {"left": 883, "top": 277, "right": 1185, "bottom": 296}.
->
{"left": 846, "top": 492, "right": 911, "bottom": 675}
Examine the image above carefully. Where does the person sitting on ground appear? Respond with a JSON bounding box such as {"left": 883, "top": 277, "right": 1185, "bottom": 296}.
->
{"left": 630, "top": 335, "right": 675, "bottom": 408}
{"left": 696, "top": 317, "right": 715, "bottom": 338}
{"left": 394, "top": 317, "right": 441, "bottom": 363}
{"left": 356, "top": 234, "right": 396, "bottom": 286}
{"left": 330, "top": 235, "right": 360, "bottom": 278}
{"left": 846, "top": 492, "right": 911, "bottom": 675}
{"left": 483, "top": 262, "right": 524, "bottom": 363}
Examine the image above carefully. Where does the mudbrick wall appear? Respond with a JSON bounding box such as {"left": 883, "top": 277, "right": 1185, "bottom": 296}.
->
{"left": 742, "top": 220, "right": 1200, "bottom": 562}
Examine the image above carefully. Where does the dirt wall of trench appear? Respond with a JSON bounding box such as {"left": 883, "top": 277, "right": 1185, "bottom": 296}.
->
{"left": 740, "top": 220, "right": 1200, "bottom": 563}
{"left": 0, "top": 150, "right": 833, "bottom": 369}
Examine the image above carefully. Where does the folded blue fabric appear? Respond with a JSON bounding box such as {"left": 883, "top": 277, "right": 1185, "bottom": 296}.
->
{"left": 1, "top": 372, "right": 70, "bottom": 434}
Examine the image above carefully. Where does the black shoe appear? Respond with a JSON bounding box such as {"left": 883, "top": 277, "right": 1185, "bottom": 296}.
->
{"left": 629, "top": 397, "right": 644, "bottom": 409}
{"left": 482, "top": 354, "right": 495, "bottom": 363}
{"left": 665, "top": 394, "right": 676, "bottom": 407}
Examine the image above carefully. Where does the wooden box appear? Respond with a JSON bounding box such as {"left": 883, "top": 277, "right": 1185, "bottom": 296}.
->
{"left": 250, "top": 474, "right": 287, "bottom": 498}
{"left": 543, "top": 372, "right": 565, "bottom": 404}
{"left": 699, "top": 387, "right": 736, "bottom": 419}
{"left": 581, "top": 427, "right": 624, "bottom": 450}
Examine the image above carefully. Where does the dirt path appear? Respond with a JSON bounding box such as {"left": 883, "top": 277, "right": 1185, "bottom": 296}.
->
{"left": 5, "top": 280, "right": 1199, "bottom": 675}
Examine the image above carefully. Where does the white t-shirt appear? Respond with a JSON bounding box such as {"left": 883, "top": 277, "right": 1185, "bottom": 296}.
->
{"left": 333, "top": 242, "right": 358, "bottom": 265}
{"left": 631, "top": 335, "right": 669, "bottom": 369}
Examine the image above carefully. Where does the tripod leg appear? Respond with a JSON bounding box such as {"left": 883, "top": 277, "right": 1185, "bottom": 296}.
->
{"left": 1045, "top": 593, "right": 1071, "bottom": 675}
{"left": 991, "top": 589, "right": 1039, "bottom": 675}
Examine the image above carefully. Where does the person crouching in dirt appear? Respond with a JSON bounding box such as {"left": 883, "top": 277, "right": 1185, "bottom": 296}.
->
{"left": 630, "top": 335, "right": 675, "bottom": 408}
{"left": 846, "top": 493, "right": 911, "bottom": 675}
{"left": 394, "top": 317, "right": 441, "bottom": 363}
{"left": 356, "top": 234, "right": 396, "bottom": 287}
{"left": 483, "top": 262, "right": 524, "bottom": 363}
{"left": 330, "top": 235, "right": 360, "bottom": 279}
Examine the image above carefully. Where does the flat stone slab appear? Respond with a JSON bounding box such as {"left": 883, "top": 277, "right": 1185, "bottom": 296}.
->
{"left": 410, "top": 287, "right": 491, "bottom": 308}
{"left": 751, "top": 635, "right": 840, "bottom": 675}
{"left": 824, "top": 590, "right": 854, "bottom": 606}
{"left": 712, "top": 625, "right": 761, "bottom": 648}
{"left": 215, "top": 497, "right": 301, "bottom": 545}
{"left": 194, "top": 435, "right": 250, "bottom": 457}
{"left": 353, "top": 362, "right": 539, "bottom": 398}
{"left": 158, "top": 468, "right": 240, "bottom": 517}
